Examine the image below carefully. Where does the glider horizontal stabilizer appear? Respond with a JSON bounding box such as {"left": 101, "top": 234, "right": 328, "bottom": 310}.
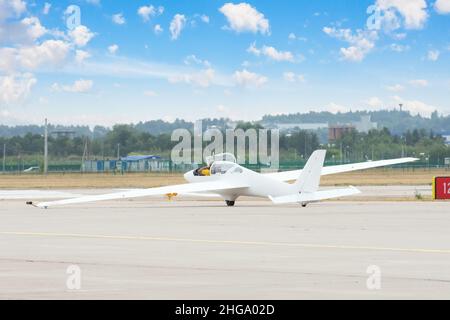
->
{"left": 269, "top": 186, "right": 361, "bottom": 204}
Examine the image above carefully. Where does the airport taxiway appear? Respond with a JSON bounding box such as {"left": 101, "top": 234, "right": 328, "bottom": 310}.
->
{"left": 0, "top": 186, "right": 449, "bottom": 299}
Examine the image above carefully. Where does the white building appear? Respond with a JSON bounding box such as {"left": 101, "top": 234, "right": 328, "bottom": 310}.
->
{"left": 353, "top": 116, "right": 377, "bottom": 133}
{"left": 443, "top": 135, "right": 450, "bottom": 145}
{"left": 274, "top": 123, "right": 329, "bottom": 132}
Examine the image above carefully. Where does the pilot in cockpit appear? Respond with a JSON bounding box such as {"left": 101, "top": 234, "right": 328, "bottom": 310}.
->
{"left": 194, "top": 153, "right": 237, "bottom": 177}
{"left": 194, "top": 166, "right": 211, "bottom": 176}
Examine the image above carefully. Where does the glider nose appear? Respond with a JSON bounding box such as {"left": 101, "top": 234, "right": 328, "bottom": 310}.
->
{"left": 184, "top": 170, "right": 195, "bottom": 182}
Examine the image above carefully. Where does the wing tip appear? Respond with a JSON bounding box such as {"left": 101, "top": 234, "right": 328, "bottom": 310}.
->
{"left": 349, "top": 185, "right": 362, "bottom": 194}
{"left": 27, "top": 201, "right": 48, "bottom": 209}
{"left": 268, "top": 195, "right": 284, "bottom": 204}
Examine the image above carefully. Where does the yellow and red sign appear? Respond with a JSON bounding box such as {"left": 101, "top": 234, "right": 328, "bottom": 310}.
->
{"left": 433, "top": 177, "right": 450, "bottom": 200}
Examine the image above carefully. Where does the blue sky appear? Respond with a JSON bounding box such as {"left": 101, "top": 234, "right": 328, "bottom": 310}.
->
{"left": 0, "top": 0, "right": 449, "bottom": 126}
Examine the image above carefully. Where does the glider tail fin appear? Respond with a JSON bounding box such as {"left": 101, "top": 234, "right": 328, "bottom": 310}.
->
{"left": 294, "top": 150, "right": 326, "bottom": 193}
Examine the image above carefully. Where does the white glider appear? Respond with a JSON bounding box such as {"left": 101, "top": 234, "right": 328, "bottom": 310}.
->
{"left": 29, "top": 150, "right": 418, "bottom": 208}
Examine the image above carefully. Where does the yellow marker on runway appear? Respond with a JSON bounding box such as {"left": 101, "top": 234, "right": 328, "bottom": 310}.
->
{"left": 165, "top": 193, "right": 178, "bottom": 201}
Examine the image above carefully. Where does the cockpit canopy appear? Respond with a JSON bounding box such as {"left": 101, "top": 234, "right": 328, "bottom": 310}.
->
{"left": 205, "top": 153, "right": 236, "bottom": 166}
{"left": 210, "top": 161, "right": 243, "bottom": 175}
{"left": 192, "top": 154, "right": 241, "bottom": 177}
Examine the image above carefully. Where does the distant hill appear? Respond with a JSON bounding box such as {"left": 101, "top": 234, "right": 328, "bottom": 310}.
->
{"left": 134, "top": 118, "right": 231, "bottom": 135}
{"left": 0, "top": 118, "right": 233, "bottom": 138}
{"left": 0, "top": 124, "right": 95, "bottom": 138}
{"left": 261, "top": 110, "right": 450, "bottom": 135}
{"left": 1, "top": 110, "right": 449, "bottom": 138}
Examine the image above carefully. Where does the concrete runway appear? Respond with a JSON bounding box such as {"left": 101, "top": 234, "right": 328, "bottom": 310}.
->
{"left": 1, "top": 188, "right": 450, "bottom": 299}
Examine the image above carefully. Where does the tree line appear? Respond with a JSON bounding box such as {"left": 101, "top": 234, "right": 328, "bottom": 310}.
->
{"left": 1, "top": 123, "right": 448, "bottom": 165}
{"left": 262, "top": 109, "right": 450, "bottom": 135}
{"left": 3, "top": 109, "right": 450, "bottom": 139}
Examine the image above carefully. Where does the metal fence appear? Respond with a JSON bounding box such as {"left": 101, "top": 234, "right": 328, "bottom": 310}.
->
{"left": 1, "top": 160, "right": 449, "bottom": 175}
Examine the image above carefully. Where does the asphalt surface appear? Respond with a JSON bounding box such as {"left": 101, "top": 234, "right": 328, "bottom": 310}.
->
{"left": 0, "top": 187, "right": 449, "bottom": 299}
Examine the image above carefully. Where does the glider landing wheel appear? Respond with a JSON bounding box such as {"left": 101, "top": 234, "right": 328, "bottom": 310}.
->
{"left": 226, "top": 200, "right": 235, "bottom": 207}
{"left": 301, "top": 203, "right": 307, "bottom": 208}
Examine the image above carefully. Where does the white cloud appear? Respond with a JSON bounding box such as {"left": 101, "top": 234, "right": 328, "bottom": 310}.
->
{"left": 42, "top": 2, "right": 51, "bottom": 15}
{"left": 0, "top": 40, "right": 70, "bottom": 71}
{"left": 386, "top": 84, "right": 404, "bottom": 92}
{"left": 390, "top": 43, "right": 409, "bottom": 52}
{"left": 138, "top": 6, "right": 154, "bottom": 22}
{"left": 53, "top": 79, "right": 93, "bottom": 93}
{"left": 0, "top": 0, "right": 26, "bottom": 21}
{"left": 409, "top": 79, "right": 428, "bottom": 87}
{"left": 435, "top": 0, "right": 450, "bottom": 14}
{"left": 246, "top": 42, "right": 261, "bottom": 56}
{"left": 323, "top": 27, "right": 378, "bottom": 62}
{"left": 340, "top": 46, "right": 368, "bottom": 61}
{"left": 69, "top": 25, "right": 94, "bottom": 47}
{"left": 38, "top": 96, "right": 48, "bottom": 104}
{"left": 21, "top": 16, "right": 47, "bottom": 40}
{"left": 364, "top": 96, "right": 384, "bottom": 108}
{"left": 86, "top": 0, "right": 100, "bottom": 5}
{"left": 108, "top": 44, "right": 119, "bottom": 54}
{"left": 219, "top": 2, "right": 269, "bottom": 35}
{"left": 0, "top": 48, "right": 16, "bottom": 72}
{"left": 326, "top": 102, "right": 349, "bottom": 113}
{"left": 0, "top": 6, "right": 77, "bottom": 72}
{"left": 283, "top": 72, "right": 295, "bottom": 82}
{"left": 75, "top": 49, "right": 91, "bottom": 64}
{"left": 57, "top": 54, "right": 233, "bottom": 87}
{"left": 168, "top": 68, "right": 215, "bottom": 87}
{"left": 375, "top": 0, "right": 428, "bottom": 30}
{"left": 112, "top": 13, "right": 126, "bottom": 25}
{"left": 184, "top": 55, "right": 210, "bottom": 67}
{"left": 19, "top": 40, "right": 70, "bottom": 69}
{"left": 233, "top": 69, "right": 268, "bottom": 88}
{"left": 0, "top": 14, "right": 53, "bottom": 45}
{"left": 0, "top": 73, "right": 36, "bottom": 104}
{"left": 392, "top": 32, "right": 407, "bottom": 40}
{"left": 138, "top": 5, "right": 164, "bottom": 22}
{"left": 200, "top": 15, "right": 210, "bottom": 23}
{"left": 215, "top": 104, "right": 243, "bottom": 119}
{"left": 427, "top": 50, "right": 440, "bottom": 61}
{"left": 217, "top": 104, "right": 228, "bottom": 113}
{"left": 283, "top": 72, "right": 305, "bottom": 83}
{"left": 0, "top": 109, "right": 11, "bottom": 117}
{"left": 392, "top": 96, "right": 436, "bottom": 116}
{"left": 247, "top": 43, "right": 295, "bottom": 62}
{"left": 170, "top": 14, "right": 186, "bottom": 40}
{"left": 154, "top": 24, "right": 163, "bottom": 35}
{"left": 143, "top": 90, "right": 157, "bottom": 97}
{"left": 262, "top": 46, "right": 294, "bottom": 62}
{"left": 288, "top": 32, "right": 307, "bottom": 41}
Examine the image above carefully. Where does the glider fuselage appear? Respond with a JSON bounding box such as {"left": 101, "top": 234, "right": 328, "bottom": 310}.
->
{"left": 183, "top": 162, "right": 296, "bottom": 200}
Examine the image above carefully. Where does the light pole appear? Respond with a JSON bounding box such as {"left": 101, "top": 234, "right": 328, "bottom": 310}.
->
{"left": 44, "top": 118, "right": 48, "bottom": 175}
{"left": 101, "top": 140, "right": 105, "bottom": 161}
{"left": 304, "top": 132, "right": 307, "bottom": 159}
{"left": 2, "top": 143, "right": 5, "bottom": 173}
{"left": 346, "top": 145, "right": 350, "bottom": 163}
